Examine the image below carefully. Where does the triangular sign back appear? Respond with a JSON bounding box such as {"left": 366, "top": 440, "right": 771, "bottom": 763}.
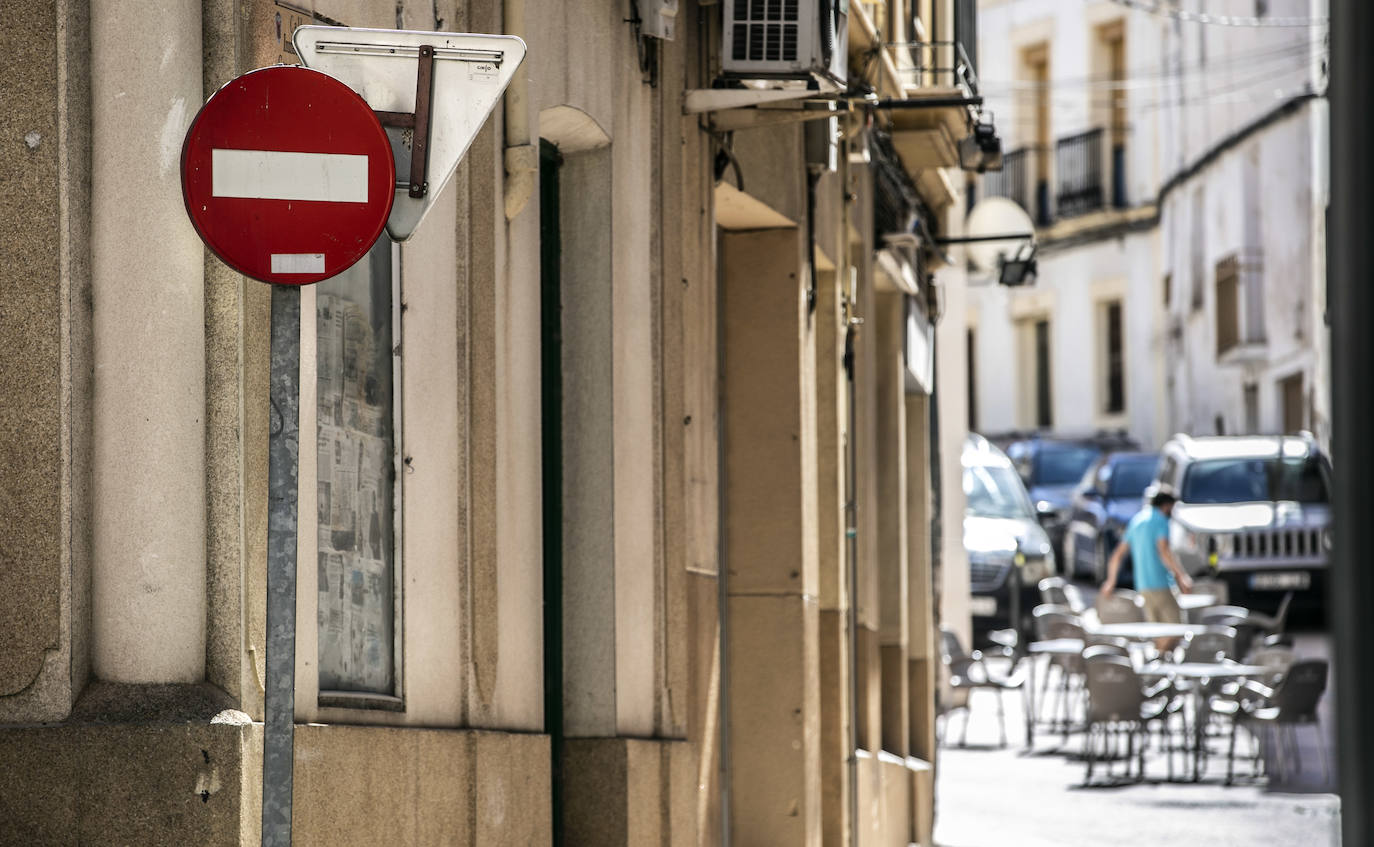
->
{"left": 293, "top": 26, "right": 526, "bottom": 242}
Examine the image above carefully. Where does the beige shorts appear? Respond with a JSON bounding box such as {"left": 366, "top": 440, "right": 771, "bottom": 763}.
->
{"left": 1141, "top": 589, "right": 1182, "bottom": 624}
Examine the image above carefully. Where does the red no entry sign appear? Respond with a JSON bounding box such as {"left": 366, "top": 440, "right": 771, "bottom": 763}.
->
{"left": 181, "top": 65, "right": 395, "bottom": 285}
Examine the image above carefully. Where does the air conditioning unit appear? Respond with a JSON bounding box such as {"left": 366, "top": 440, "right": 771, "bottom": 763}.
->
{"left": 722, "top": 0, "right": 849, "bottom": 91}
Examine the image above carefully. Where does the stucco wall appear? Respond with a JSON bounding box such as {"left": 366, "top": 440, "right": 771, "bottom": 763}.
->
{"left": 968, "top": 228, "right": 1162, "bottom": 446}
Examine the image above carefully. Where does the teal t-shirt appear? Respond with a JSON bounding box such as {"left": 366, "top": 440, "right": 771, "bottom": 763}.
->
{"left": 1124, "top": 507, "right": 1174, "bottom": 591}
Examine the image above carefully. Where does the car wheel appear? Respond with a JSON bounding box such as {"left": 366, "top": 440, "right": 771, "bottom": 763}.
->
{"left": 1094, "top": 536, "right": 1110, "bottom": 584}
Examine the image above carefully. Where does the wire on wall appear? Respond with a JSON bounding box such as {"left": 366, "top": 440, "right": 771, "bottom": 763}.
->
{"left": 1106, "top": 0, "right": 1328, "bottom": 28}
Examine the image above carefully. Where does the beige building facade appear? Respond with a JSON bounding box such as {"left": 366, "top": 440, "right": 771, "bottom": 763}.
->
{"left": 0, "top": 0, "right": 978, "bottom": 843}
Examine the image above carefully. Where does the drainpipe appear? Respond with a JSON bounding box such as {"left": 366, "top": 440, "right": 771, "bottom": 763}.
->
{"left": 839, "top": 110, "right": 862, "bottom": 847}
{"left": 503, "top": 0, "right": 536, "bottom": 219}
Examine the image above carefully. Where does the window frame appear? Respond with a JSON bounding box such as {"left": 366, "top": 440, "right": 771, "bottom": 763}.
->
{"left": 1100, "top": 298, "right": 1126, "bottom": 416}
{"left": 303, "top": 238, "right": 408, "bottom": 712}
{"left": 1216, "top": 254, "right": 1241, "bottom": 357}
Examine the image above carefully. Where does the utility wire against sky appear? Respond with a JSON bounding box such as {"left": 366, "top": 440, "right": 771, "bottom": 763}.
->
{"left": 1105, "top": 0, "right": 1328, "bottom": 27}
{"left": 984, "top": 60, "right": 1319, "bottom": 134}
{"left": 976, "top": 34, "right": 1325, "bottom": 91}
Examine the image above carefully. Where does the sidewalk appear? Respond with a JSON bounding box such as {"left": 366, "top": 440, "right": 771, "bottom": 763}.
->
{"left": 933, "top": 667, "right": 1342, "bottom": 847}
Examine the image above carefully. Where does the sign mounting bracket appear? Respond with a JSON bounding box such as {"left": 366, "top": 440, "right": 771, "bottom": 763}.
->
{"left": 373, "top": 44, "right": 436, "bottom": 199}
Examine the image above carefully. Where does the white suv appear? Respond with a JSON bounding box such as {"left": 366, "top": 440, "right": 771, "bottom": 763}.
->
{"left": 1154, "top": 433, "right": 1331, "bottom": 620}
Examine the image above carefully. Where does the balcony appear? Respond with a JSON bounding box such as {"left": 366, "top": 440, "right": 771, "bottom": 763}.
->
{"left": 871, "top": 129, "right": 934, "bottom": 239}
{"left": 982, "top": 147, "right": 1030, "bottom": 218}
{"left": 980, "top": 126, "right": 1131, "bottom": 229}
{"left": 884, "top": 40, "right": 982, "bottom": 172}
{"left": 1055, "top": 128, "right": 1106, "bottom": 218}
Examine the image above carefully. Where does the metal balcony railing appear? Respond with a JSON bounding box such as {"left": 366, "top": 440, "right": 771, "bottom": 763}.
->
{"left": 870, "top": 129, "right": 925, "bottom": 241}
{"left": 1055, "top": 127, "right": 1106, "bottom": 218}
{"left": 980, "top": 146, "right": 1031, "bottom": 216}
{"left": 885, "top": 40, "right": 982, "bottom": 118}
{"left": 983, "top": 128, "right": 1129, "bottom": 225}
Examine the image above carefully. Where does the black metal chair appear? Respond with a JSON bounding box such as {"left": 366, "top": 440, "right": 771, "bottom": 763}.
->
{"left": 1216, "top": 659, "right": 1330, "bottom": 786}
{"left": 939, "top": 627, "right": 1024, "bottom": 748}
{"left": 1244, "top": 591, "right": 1294, "bottom": 636}
{"left": 1038, "top": 576, "right": 1088, "bottom": 616}
{"left": 1082, "top": 649, "right": 1178, "bottom": 784}
{"left": 1180, "top": 626, "right": 1238, "bottom": 664}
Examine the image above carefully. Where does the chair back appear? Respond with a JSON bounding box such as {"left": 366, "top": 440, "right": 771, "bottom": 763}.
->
{"left": 1082, "top": 642, "right": 1129, "bottom": 660}
{"left": 1274, "top": 659, "right": 1328, "bottom": 721}
{"left": 1246, "top": 645, "right": 1295, "bottom": 685}
{"left": 1085, "top": 634, "right": 1130, "bottom": 652}
{"left": 1197, "top": 605, "right": 1250, "bottom": 627}
{"left": 1084, "top": 653, "right": 1144, "bottom": 723}
{"left": 1097, "top": 590, "right": 1146, "bottom": 624}
{"left": 1268, "top": 591, "right": 1294, "bottom": 633}
{"left": 1032, "top": 605, "right": 1076, "bottom": 638}
{"left": 1247, "top": 645, "right": 1295, "bottom": 671}
{"left": 1181, "top": 626, "right": 1236, "bottom": 663}
{"left": 939, "top": 627, "right": 966, "bottom": 665}
{"left": 1038, "top": 576, "right": 1070, "bottom": 608}
{"left": 1062, "top": 582, "right": 1088, "bottom": 615}
{"left": 1041, "top": 618, "right": 1086, "bottom": 642}
{"left": 936, "top": 629, "right": 972, "bottom": 712}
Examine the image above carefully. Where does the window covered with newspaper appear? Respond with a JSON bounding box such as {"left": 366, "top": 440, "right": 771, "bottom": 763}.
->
{"left": 315, "top": 240, "right": 398, "bottom": 695}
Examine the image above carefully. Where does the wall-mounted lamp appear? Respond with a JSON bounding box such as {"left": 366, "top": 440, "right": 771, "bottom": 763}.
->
{"left": 958, "top": 116, "right": 1003, "bottom": 173}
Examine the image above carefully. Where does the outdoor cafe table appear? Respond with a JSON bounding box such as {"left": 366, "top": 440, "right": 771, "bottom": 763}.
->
{"left": 1024, "top": 632, "right": 1231, "bottom": 747}
{"left": 1138, "top": 662, "right": 1270, "bottom": 781}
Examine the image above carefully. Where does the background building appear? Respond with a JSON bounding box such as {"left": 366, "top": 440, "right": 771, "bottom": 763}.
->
{"left": 0, "top": 0, "right": 983, "bottom": 844}
{"left": 967, "top": 0, "right": 1328, "bottom": 450}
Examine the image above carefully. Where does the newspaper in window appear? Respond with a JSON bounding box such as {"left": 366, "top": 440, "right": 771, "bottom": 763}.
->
{"left": 314, "top": 245, "right": 395, "bottom": 695}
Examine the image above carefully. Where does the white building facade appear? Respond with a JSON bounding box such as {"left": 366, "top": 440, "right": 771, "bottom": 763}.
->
{"left": 968, "top": 0, "right": 1329, "bottom": 451}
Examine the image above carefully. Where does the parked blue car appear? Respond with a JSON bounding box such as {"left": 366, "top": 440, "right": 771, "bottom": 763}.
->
{"left": 1062, "top": 451, "right": 1161, "bottom": 582}
{"left": 1001, "top": 433, "right": 1139, "bottom": 571}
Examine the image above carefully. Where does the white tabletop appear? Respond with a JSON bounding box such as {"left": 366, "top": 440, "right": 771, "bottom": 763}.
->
{"left": 1088, "top": 622, "right": 1211, "bottom": 640}
{"left": 1177, "top": 593, "right": 1217, "bottom": 611}
{"left": 1140, "top": 662, "right": 1268, "bottom": 679}
{"left": 1029, "top": 638, "right": 1085, "bottom": 654}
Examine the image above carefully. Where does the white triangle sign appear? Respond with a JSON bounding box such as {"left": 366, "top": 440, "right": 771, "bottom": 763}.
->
{"left": 293, "top": 26, "right": 526, "bottom": 242}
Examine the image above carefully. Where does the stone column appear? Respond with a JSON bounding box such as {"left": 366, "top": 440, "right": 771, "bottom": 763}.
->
{"left": 813, "top": 265, "right": 851, "bottom": 847}
{"left": 90, "top": 0, "right": 206, "bottom": 682}
{"left": 906, "top": 392, "right": 937, "bottom": 764}
{"left": 721, "top": 228, "right": 822, "bottom": 846}
{"left": 874, "top": 293, "right": 910, "bottom": 757}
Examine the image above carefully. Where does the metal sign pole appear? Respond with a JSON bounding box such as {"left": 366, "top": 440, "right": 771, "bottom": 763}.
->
{"left": 263, "top": 284, "right": 301, "bottom": 847}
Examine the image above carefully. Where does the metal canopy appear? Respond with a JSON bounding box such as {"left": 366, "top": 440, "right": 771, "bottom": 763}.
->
{"left": 293, "top": 26, "right": 526, "bottom": 241}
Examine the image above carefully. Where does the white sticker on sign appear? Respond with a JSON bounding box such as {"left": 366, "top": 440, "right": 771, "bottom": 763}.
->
{"left": 271, "top": 253, "right": 326, "bottom": 274}
{"left": 212, "top": 149, "right": 368, "bottom": 203}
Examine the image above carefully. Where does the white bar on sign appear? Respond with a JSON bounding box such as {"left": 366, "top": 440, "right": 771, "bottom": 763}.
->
{"left": 271, "top": 253, "right": 326, "bottom": 274}
{"left": 212, "top": 149, "right": 369, "bottom": 203}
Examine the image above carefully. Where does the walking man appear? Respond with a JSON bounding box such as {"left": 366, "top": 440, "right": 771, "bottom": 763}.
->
{"left": 1102, "top": 488, "right": 1193, "bottom": 652}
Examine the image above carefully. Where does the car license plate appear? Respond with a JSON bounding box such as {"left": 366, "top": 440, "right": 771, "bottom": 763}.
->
{"left": 1249, "top": 571, "right": 1311, "bottom": 591}
{"left": 970, "top": 595, "right": 997, "bottom": 617}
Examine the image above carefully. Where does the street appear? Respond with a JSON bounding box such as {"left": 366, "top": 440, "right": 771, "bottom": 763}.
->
{"left": 936, "top": 587, "right": 1342, "bottom": 847}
